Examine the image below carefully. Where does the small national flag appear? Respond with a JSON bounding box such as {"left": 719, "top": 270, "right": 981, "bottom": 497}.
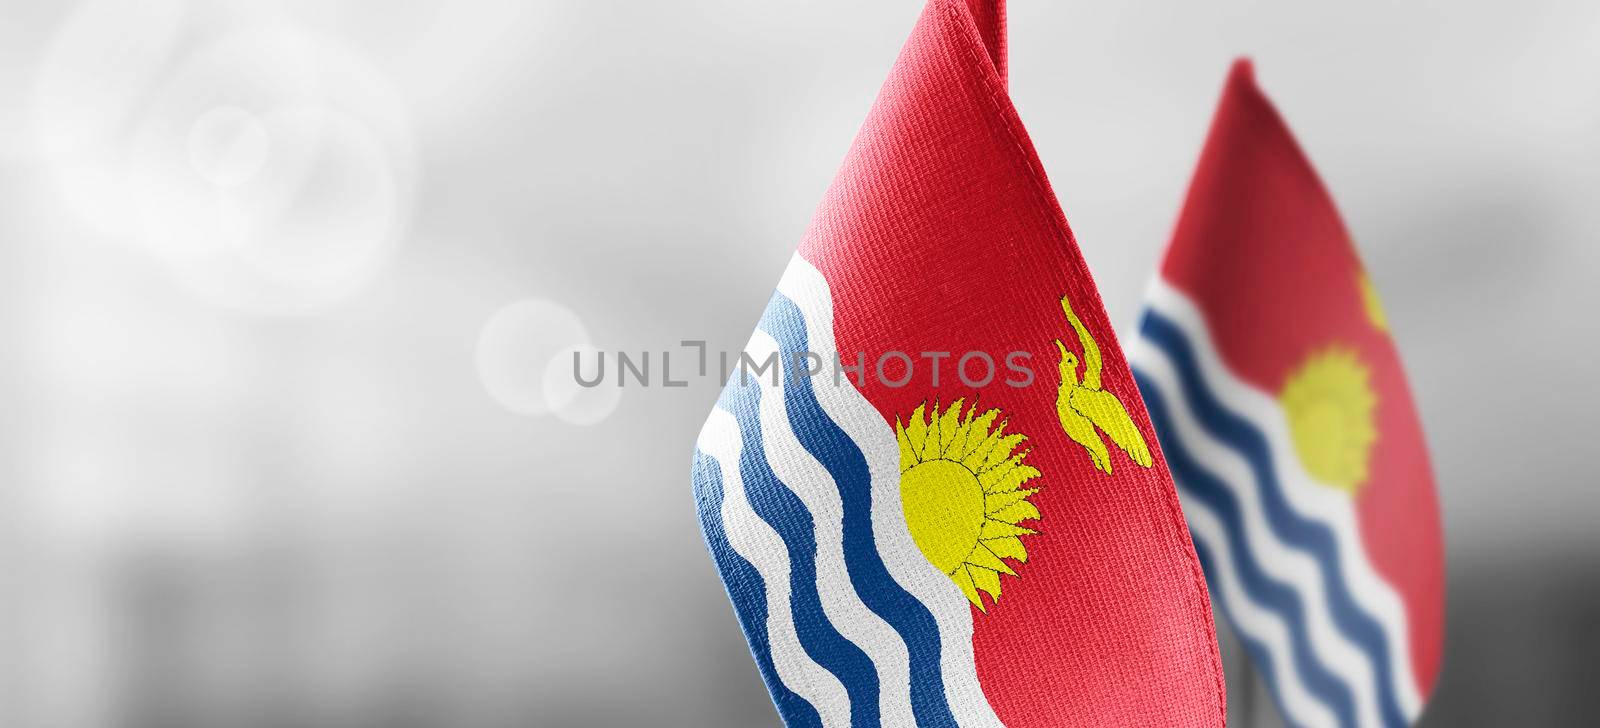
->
{"left": 690, "top": 2, "right": 1226, "bottom": 726}
{"left": 1130, "top": 61, "right": 1445, "bottom": 728}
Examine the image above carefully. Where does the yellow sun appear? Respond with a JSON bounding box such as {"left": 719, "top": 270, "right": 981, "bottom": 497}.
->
{"left": 1280, "top": 348, "right": 1379, "bottom": 495}
{"left": 897, "top": 399, "right": 1041, "bottom": 611}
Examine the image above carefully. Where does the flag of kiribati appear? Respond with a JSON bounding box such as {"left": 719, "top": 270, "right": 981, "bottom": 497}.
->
{"left": 690, "top": 2, "right": 1226, "bottom": 725}
{"left": 1129, "top": 61, "right": 1445, "bottom": 728}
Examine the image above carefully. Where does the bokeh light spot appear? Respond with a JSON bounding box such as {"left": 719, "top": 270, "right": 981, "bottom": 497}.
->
{"left": 185, "top": 105, "right": 269, "bottom": 188}
{"left": 476, "top": 299, "right": 591, "bottom": 416}
{"left": 543, "top": 344, "right": 621, "bottom": 426}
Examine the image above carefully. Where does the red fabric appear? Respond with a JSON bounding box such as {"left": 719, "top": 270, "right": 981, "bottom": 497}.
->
{"left": 1161, "top": 60, "right": 1444, "bottom": 697}
{"left": 799, "top": 2, "right": 1226, "bottom": 724}
{"left": 965, "top": 0, "right": 1007, "bottom": 85}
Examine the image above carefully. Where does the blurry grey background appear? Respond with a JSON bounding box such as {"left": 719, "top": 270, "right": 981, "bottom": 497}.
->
{"left": 1, "top": 0, "right": 1596, "bottom": 726}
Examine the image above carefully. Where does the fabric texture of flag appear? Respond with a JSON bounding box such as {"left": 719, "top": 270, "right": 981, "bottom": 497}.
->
{"left": 690, "top": 2, "right": 1226, "bottom": 725}
{"left": 1129, "top": 61, "right": 1445, "bottom": 728}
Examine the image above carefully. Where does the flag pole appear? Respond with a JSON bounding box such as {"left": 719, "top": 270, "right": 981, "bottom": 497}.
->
{"left": 1214, "top": 611, "right": 1258, "bottom": 726}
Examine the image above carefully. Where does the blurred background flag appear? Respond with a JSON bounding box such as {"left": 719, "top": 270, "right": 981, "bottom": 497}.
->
{"left": 1129, "top": 60, "right": 1445, "bottom": 728}
{"left": 690, "top": 1, "right": 1227, "bottom": 725}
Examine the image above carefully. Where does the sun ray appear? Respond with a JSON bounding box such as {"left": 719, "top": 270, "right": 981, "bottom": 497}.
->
{"left": 951, "top": 567, "right": 982, "bottom": 608}
{"left": 969, "top": 543, "right": 1016, "bottom": 575}
{"left": 985, "top": 488, "right": 1038, "bottom": 514}
{"left": 984, "top": 536, "right": 1027, "bottom": 562}
{"left": 961, "top": 411, "right": 999, "bottom": 456}
{"left": 980, "top": 520, "right": 1034, "bottom": 540}
{"left": 970, "top": 566, "right": 1002, "bottom": 603}
{"left": 937, "top": 402, "right": 962, "bottom": 453}
{"left": 983, "top": 435, "right": 1024, "bottom": 470}
{"left": 990, "top": 500, "right": 1041, "bottom": 524}
{"left": 979, "top": 486, "right": 1043, "bottom": 515}
{"left": 907, "top": 404, "right": 929, "bottom": 458}
{"left": 898, "top": 399, "right": 1043, "bottom": 610}
{"left": 961, "top": 426, "right": 1003, "bottom": 469}
{"left": 897, "top": 420, "right": 917, "bottom": 471}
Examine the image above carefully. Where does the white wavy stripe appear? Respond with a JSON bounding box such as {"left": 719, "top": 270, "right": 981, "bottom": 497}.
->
{"left": 744, "top": 329, "right": 918, "bottom": 726}
{"left": 698, "top": 409, "right": 851, "bottom": 727}
{"left": 777, "top": 255, "right": 1005, "bottom": 728}
{"left": 1134, "top": 342, "right": 1379, "bottom": 727}
{"left": 1143, "top": 278, "right": 1422, "bottom": 718}
{"left": 1183, "top": 497, "right": 1340, "bottom": 728}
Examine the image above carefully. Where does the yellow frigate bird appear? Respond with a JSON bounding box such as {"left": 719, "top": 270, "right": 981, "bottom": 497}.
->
{"left": 1054, "top": 295, "right": 1154, "bottom": 474}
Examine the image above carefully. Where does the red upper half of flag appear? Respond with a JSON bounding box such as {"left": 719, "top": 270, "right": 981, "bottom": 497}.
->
{"left": 798, "top": 2, "right": 1225, "bottom": 724}
{"left": 1161, "top": 60, "right": 1444, "bottom": 696}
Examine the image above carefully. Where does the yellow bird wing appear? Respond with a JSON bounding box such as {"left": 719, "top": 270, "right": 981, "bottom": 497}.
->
{"left": 1069, "top": 387, "right": 1153, "bottom": 468}
{"left": 1060, "top": 295, "right": 1103, "bottom": 391}
{"left": 1056, "top": 388, "right": 1112, "bottom": 474}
